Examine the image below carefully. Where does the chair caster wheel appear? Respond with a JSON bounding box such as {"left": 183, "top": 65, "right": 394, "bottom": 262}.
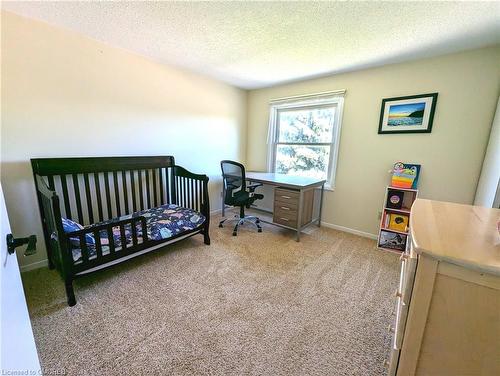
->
{"left": 258, "top": 228, "right": 262, "bottom": 233}
{"left": 232, "top": 232, "right": 237, "bottom": 236}
{"left": 219, "top": 224, "right": 223, "bottom": 228}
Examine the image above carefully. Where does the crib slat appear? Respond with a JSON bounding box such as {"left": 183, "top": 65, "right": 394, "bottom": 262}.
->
{"left": 166, "top": 168, "right": 171, "bottom": 204}
{"left": 107, "top": 226, "right": 115, "bottom": 254}
{"left": 190, "top": 178, "right": 194, "bottom": 210}
{"left": 94, "top": 173, "right": 104, "bottom": 222}
{"left": 61, "top": 174, "right": 72, "bottom": 219}
{"left": 131, "top": 219, "right": 138, "bottom": 246}
{"left": 179, "top": 177, "right": 183, "bottom": 207}
{"left": 197, "top": 179, "right": 201, "bottom": 211}
{"left": 145, "top": 169, "right": 151, "bottom": 209}
{"left": 179, "top": 176, "right": 183, "bottom": 206}
{"left": 152, "top": 169, "right": 158, "bottom": 207}
{"left": 94, "top": 230, "right": 103, "bottom": 258}
{"left": 183, "top": 177, "right": 186, "bottom": 207}
{"left": 184, "top": 177, "right": 188, "bottom": 207}
{"left": 113, "top": 171, "right": 121, "bottom": 216}
{"left": 83, "top": 173, "right": 94, "bottom": 224}
{"left": 140, "top": 217, "right": 148, "bottom": 242}
{"left": 47, "top": 175, "right": 55, "bottom": 191}
{"left": 199, "top": 179, "right": 203, "bottom": 211}
{"left": 138, "top": 170, "right": 145, "bottom": 210}
{"left": 131, "top": 170, "right": 137, "bottom": 212}
{"left": 170, "top": 168, "right": 176, "bottom": 205}
{"left": 159, "top": 168, "right": 164, "bottom": 204}
{"left": 79, "top": 234, "right": 89, "bottom": 263}
{"left": 177, "top": 176, "right": 181, "bottom": 206}
{"left": 104, "top": 172, "right": 112, "bottom": 218}
{"left": 119, "top": 223, "right": 127, "bottom": 251}
{"left": 193, "top": 179, "right": 197, "bottom": 211}
{"left": 72, "top": 174, "right": 84, "bottom": 224}
{"left": 178, "top": 176, "right": 182, "bottom": 205}
{"left": 179, "top": 177, "right": 183, "bottom": 206}
{"left": 122, "top": 171, "right": 129, "bottom": 214}
{"left": 186, "top": 178, "right": 190, "bottom": 209}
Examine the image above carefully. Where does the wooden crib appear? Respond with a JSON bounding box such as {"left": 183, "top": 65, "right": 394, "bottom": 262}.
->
{"left": 32, "top": 156, "right": 210, "bottom": 306}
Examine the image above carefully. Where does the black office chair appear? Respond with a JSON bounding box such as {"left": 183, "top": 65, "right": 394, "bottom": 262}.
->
{"left": 219, "top": 160, "right": 264, "bottom": 236}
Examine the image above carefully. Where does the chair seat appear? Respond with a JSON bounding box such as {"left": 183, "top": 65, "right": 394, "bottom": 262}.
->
{"left": 226, "top": 191, "right": 263, "bottom": 206}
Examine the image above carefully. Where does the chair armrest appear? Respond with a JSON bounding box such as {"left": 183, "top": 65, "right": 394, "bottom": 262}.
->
{"left": 247, "top": 182, "right": 263, "bottom": 192}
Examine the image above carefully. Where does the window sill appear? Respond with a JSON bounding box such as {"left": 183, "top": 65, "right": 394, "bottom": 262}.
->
{"left": 316, "top": 185, "right": 334, "bottom": 192}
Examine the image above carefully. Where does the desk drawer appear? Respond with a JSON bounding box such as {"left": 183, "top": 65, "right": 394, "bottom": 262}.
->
{"left": 274, "top": 202, "right": 298, "bottom": 214}
{"left": 275, "top": 198, "right": 298, "bottom": 210}
{"left": 274, "top": 205, "right": 298, "bottom": 228}
{"left": 275, "top": 188, "right": 300, "bottom": 205}
{"left": 274, "top": 216, "right": 298, "bottom": 229}
{"left": 275, "top": 206, "right": 298, "bottom": 219}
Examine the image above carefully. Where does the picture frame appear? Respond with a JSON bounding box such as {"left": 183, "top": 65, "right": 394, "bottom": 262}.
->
{"left": 378, "top": 93, "right": 438, "bottom": 134}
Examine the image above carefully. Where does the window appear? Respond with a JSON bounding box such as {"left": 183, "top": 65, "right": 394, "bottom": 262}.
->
{"left": 267, "top": 92, "right": 344, "bottom": 189}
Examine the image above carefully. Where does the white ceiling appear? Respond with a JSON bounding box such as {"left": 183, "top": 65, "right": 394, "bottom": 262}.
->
{"left": 3, "top": 1, "right": 500, "bottom": 89}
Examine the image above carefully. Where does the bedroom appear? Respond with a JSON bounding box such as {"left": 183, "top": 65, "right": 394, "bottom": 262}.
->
{"left": 1, "top": 2, "right": 499, "bottom": 375}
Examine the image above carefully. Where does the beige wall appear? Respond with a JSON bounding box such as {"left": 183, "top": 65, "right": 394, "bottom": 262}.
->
{"left": 474, "top": 97, "right": 500, "bottom": 208}
{"left": 247, "top": 46, "right": 500, "bottom": 237}
{"left": 2, "top": 10, "right": 499, "bottom": 270}
{"left": 1, "top": 11, "right": 247, "bottom": 268}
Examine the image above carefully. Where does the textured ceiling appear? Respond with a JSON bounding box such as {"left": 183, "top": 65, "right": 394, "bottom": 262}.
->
{"left": 3, "top": 1, "right": 500, "bottom": 89}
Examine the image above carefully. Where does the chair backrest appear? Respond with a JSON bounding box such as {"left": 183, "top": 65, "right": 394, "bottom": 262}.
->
{"left": 220, "top": 160, "right": 246, "bottom": 205}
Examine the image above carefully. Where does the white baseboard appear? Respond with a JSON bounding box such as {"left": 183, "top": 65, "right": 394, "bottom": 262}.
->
{"left": 20, "top": 259, "right": 48, "bottom": 272}
{"left": 319, "top": 221, "right": 378, "bottom": 240}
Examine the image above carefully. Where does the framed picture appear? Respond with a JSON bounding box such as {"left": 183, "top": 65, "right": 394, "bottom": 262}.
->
{"left": 378, "top": 93, "right": 438, "bottom": 134}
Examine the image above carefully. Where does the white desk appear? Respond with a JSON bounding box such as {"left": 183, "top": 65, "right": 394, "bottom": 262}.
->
{"left": 221, "top": 172, "right": 326, "bottom": 241}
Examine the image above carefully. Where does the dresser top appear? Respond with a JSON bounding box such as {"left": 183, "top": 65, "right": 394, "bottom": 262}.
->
{"left": 411, "top": 199, "right": 500, "bottom": 275}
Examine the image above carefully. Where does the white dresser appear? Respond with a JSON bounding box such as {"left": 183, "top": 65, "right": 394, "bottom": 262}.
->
{"left": 386, "top": 199, "right": 500, "bottom": 376}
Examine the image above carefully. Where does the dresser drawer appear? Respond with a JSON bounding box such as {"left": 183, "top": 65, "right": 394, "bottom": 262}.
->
{"left": 386, "top": 346, "right": 400, "bottom": 376}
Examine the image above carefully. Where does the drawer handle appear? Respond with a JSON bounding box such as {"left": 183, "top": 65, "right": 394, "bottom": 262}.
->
{"left": 280, "top": 206, "right": 290, "bottom": 210}
{"left": 281, "top": 195, "right": 291, "bottom": 199}
{"left": 280, "top": 218, "right": 289, "bottom": 221}
{"left": 395, "top": 289, "right": 402, "bottom": 298}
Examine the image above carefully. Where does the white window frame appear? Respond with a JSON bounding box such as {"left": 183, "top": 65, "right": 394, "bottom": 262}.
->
{"left": 267, "top": 91, "right": 345, "bottom": 190}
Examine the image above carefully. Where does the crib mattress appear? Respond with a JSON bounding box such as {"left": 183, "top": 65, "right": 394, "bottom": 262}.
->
{"left": 66, "top": 204, "right": 205, "bottom": 263}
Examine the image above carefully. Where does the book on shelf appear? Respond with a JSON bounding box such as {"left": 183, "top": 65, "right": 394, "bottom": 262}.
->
{"left": 378, "top": 230, "right": 407, "bottom": 252}
{"left": 386, "top": 189, "right": 404, "bottom": 209}
{"left": 391, "top": 162, "right": 421, "bottom": 189}
{"left": 388, "top": 213, "right": 409, "bottom": 232}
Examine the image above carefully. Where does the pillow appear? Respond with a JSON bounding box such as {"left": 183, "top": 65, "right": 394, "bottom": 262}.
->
{"left": 61, "top": 218, "right": 95, "bottom": 246}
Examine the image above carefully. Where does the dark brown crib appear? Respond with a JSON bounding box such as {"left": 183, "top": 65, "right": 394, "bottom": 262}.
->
{"left": 31, "top": 156, "right": 210, "bottom": 306}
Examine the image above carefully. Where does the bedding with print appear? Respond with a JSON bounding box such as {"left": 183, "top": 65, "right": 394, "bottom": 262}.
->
{"left": 63, "top": 204, "right": 205, "bottom": 262}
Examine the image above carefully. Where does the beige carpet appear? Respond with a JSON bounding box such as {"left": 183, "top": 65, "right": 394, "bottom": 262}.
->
{"left": 22, "top": 216, "right": 399, "bottom": 376}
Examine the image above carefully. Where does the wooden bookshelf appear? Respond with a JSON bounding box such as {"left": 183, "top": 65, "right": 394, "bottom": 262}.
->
{"left": 377, "top": 186, "right": 418, "bottom": 253}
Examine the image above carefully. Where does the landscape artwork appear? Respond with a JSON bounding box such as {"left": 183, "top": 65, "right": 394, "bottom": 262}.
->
{"left": 387, "top": 102, "right": 425, "bottom": 126}
{"left": 378, "top": 93, "right": 438, "bottom": 134}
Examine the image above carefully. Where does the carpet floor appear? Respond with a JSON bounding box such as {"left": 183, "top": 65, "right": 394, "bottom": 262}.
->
{"left": 22, "top": 216, "right": 399, "bottom": 376}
